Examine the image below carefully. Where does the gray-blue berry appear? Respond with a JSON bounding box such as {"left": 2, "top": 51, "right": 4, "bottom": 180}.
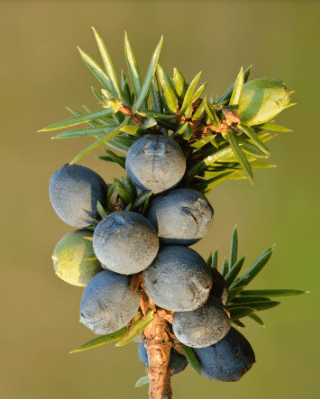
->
{"left": 138, "top": 343, "right": 188, "bottom": 375}
{"left": 125, "top": 134, "right": 186, "bottom": 194}
{"left": 147, "top": 188, "right": 214, "bottom": 245}
{"left": 192, "top": 327, "right": 256, "bottom": 381}
{"left": 143, "top": 245, "right": 212, "bottom": 312}
{"left": 172, "top": 298, "right": 231, "bottom": 348}
{"left": 93, "top": 211, "right": 159, "bottom": 275}
{"left": 49, "top": 164, "right": 109, "bottom": 227}
{"left": 80, "top": 269, "right": 140, "bottom": 335}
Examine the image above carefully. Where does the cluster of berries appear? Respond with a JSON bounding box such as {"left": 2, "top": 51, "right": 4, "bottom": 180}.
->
{"left": 49, "top": 133, "right": 255, "bottom": 382}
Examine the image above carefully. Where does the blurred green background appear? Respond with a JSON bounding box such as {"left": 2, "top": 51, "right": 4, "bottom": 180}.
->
{"left": 1, "top": 1, "right": 318, "bottom": 398}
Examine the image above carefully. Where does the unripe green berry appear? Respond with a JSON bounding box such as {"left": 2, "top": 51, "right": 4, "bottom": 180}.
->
{"left": 237, "top": 78, "right": 292, "bottom": 126}
{"left": 52, "top": 229, "right": 102, "bottom": 287}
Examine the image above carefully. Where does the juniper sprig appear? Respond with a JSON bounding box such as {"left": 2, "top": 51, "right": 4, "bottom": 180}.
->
{"left": 42, "top": 29, "right": 307, "bottom": 399}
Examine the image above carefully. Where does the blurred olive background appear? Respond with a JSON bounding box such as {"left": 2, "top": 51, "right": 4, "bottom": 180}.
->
{"left": 1, "top": 1, "right": 319, "bottom": 398}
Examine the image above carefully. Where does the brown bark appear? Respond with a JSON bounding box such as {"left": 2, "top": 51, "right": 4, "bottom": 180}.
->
{"left": 143, "top": 310, "right": 174, "bottom": 399}
{"left": 130, "top": 278, "right": 182, "bottom": 399}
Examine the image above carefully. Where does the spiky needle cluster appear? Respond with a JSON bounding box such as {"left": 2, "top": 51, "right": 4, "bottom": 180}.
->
{"left": 40, "top": 28, "right": 295, "bottom": 194}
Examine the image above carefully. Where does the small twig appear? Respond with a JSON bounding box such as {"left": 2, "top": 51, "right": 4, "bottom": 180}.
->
{"left": 104, "top": 99, "right": 145, "bottom": 127}
{"left": 221, "top": 105, "right": 241, "bottom": 124}
{"left": 144, "top": 310, "right": 174, "bottom": 399}
{"left": 118, "top": 103, "right": 145, "bottom": 126}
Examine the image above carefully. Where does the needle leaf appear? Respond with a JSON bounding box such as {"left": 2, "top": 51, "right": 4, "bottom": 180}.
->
{"left": 92, "top": 27, "right": 123, "bottom": 100}
{"left": 226, "top": 130, "right": 253, "bottom": 183}
{"left": 133, "top": 36, "right": 163, "bottom": 113}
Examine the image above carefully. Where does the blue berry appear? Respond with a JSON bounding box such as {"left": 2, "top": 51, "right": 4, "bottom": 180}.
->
{"left": 192, "top": 327, "right": 256, "bottom": 381}
{"left": 49, "top": 164, "right": 109, "bottom": 227}
{"left": 93, "top": 211, "right": 159, "bottom": 275}
{"left": 172, "top": 298, "right": 231, "bottom": 348}
{"left": 147, "top": 188, "right": 214, "bottom": 245}
{"left": 125, "top": 134, "right": 186, "bottom": 194}
{"left": 80, "top": 269, "right": 140, "bottom": 335}
{"left": 143, "top": 245, "right": 212, "bottom": 312}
